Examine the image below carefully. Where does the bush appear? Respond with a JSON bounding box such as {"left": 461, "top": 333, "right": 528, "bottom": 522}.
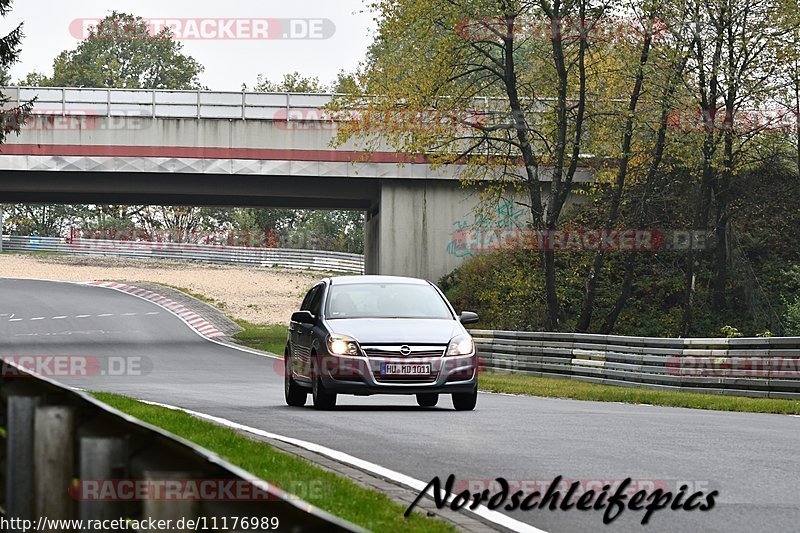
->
{"left": 784, "top": 300, "right": 800, "bottom": 335}
{"left": 440, "top": 249, "right": 543, "bottom": 330}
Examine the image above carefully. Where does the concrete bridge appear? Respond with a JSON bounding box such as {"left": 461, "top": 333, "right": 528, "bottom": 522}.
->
{"left": 0, "top": 87, "right": 591, "bottom": 281}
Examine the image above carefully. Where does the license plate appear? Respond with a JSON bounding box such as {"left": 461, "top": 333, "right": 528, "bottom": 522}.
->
{"left": 382, "top": 363, "right": 431, "bottom": 375}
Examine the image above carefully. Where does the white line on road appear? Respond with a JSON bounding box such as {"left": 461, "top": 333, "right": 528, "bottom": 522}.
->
{"left": 145, "top": 312, "right": 160, "bottom": 315}
{"left": 75, "top": 314, "right": 91, "bottom": 318}
{"left": 30, "top": 317, "right": 44, "bottom": 321}
{"left": 140, "top": 400, "right": 548, "bottom": 533}
{"left": 8, "top": 318, "right": 22, "bottom": 322}
{"left": 52, "top": 316, "right": 67, "bottom": 319}
{"left": 97, "top": 313, "right": 114, "bottom": 317}
{"left": 122, "top": 312, "right": 138, "bottom": 316}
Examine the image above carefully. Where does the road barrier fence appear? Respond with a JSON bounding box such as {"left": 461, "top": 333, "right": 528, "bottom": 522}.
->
{"left": 0, "top": 234, "right": 365, "bottom": 274}
{"left": 472, "top": 329, "right": 800, "bottom": 399}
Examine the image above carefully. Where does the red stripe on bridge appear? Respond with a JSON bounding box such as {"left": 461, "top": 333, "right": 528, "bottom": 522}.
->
{"left": 0, "top": 144, "right": 431, "bottom": 164}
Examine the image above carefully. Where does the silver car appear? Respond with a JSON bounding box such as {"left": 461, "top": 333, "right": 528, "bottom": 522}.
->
{"left": 284, "top": 275, "right": 480, "bottom": 410}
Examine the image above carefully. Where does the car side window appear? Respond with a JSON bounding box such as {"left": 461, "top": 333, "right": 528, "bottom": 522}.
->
{"left": 300, "top": 287, "right": 317, "bottom": 311}
{"left": 309, "top": 284, "right": 325, "bottom": 317}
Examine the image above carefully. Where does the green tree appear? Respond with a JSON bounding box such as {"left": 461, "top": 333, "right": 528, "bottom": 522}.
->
{"left": 252, "top": 71, "right": 326, "bottom": 93}
{"left": 0, "top": 0, "right": 33, "bottom": 140}
{"left": 48, "top": 11, "right": 203, "bottom": 89}
{"left": 16, "top": 71, "right": 48, "bottom": 86}
{"left": 1, "top": 205, "right": 78, "bottom": 236}
{"left": 331, "top": 70, "right": 360, "bottom": 94}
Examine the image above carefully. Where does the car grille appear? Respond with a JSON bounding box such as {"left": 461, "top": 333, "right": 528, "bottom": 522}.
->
{"left": 362, "top": 345, "right": 445, "bottom": 383}
{"left": 361, "top": 345, "right": 446, "bottom": 358}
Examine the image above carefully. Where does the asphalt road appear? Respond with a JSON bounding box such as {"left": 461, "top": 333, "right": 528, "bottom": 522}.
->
{"left": 1, "top": 278, "right": 798, "bottom": 533}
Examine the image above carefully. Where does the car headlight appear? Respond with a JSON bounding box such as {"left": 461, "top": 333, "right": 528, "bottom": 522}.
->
{"left": 446, "top": 333, "right": 474, "bottom": 356}
{"left": 327, "top": 335, "right": 360, "bottom": 356}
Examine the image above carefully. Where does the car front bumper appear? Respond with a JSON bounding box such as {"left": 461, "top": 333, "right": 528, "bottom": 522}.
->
{"left": 316, "top": 353, "right": 478, "bottom": 395}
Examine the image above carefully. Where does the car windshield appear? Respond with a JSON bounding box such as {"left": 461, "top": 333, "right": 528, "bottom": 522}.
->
{"left": 326, "top": 283, "right": 453, "bottom": 320}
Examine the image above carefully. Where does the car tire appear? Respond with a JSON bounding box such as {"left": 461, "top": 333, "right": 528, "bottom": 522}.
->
{"left": 416, "top": 393, "right": 439, "bottom": 407}
{"left": 452, "top": 386, "right": 477, "bottom": 411}
{"left": 311, "top": 357, "right": 337, "bottom": 410}
{"left": 284, "top": 353, "right": 307, "bottom": 407}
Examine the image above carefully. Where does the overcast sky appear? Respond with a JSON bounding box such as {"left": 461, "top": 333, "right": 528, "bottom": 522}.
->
{"left": 1, "top": 0, "right": 375, "bottom": 90}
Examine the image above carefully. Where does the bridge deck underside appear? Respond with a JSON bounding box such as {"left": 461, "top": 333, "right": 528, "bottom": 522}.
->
{"left": 0, "top": 171, "right": 378, "bottom": 209}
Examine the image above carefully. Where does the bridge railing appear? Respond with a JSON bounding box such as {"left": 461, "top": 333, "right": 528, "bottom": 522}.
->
{"left": 0, "top": 86, "right": 520, "bottom": 123}
{"left": 471, "top": 329, "right": 800, "bottom": 399}
{"left": 0, "top": 358, "right": 364, "bottom": 531}
{"left": 2, "top": 86, "right": 340, "bottom": 121}
{"left": 1, "top": 234, "right": 365, "bottom": 274}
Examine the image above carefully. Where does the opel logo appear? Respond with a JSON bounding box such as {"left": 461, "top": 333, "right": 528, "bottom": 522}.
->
{"left": 399, "top": 345, "right": 412, "bottom": 356}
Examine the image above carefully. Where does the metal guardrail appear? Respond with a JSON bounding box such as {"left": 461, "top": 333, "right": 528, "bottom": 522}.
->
{"left": 1, "top": 235, "right": 365, "bottom": 274}
{"left": 3, "top": 86, "right": 338, "bottom": 121}
{"left": 472, "top": 329, "right": 800, "bottom": 399}
{"left": 0, "top": 86, "right": 511, "bottom": 122}
{"left": 0, "top": 358, "right": 364, "bottom": 531}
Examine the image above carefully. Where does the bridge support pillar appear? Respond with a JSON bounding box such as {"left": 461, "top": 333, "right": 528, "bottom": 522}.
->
{"left": 368, "top": 180, "right": 485, "bottom": 282}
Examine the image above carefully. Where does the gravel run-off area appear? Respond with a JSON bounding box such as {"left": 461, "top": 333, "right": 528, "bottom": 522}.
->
{"left": 0, "top": 253, "right": 323, "bottom": 325}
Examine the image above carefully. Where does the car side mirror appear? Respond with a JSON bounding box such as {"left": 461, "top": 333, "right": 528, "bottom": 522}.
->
{"left": 459, "top": 311, "right": 480, "bottom": 325}
{"left": 291, "top": 310, "right": 316, "bottom": 325}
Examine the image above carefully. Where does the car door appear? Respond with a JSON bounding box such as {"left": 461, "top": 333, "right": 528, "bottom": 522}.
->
{"left": 291, "top": 283, "right": 324, "bottom": 379}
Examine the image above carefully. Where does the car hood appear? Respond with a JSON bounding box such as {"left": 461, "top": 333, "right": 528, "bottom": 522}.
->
{"left": 325, "top": 318, "right": 462, "bottom": 345}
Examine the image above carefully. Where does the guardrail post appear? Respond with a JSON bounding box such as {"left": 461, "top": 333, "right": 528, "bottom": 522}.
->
{"left": 33, "top": 406, "right": 76, "bottom": 527}
{"left": 5, "top": 392, "right": 44, "bottom": 527}
{"left": 142, "top": 470, "right": 199, "bottom": 531}
{"left": 78, "top": 435, "right": 127, "bottom": 521}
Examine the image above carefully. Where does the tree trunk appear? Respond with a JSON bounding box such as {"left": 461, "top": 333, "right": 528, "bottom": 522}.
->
{"left": 712, "top": 107, "right": 733, "bottom": 310}
{"left": 601, "top": 254, "right": 637, "bottom": 333}
{"left": 576, "top": 21, "right": 653, "bottom": 332}
{"left": 500, "top": 14, "right": 549, "bottom": 329}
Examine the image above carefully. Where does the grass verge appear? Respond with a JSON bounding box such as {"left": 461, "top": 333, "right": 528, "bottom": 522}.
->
{"left": 160, "top": 283, "right": 227, "bottom": 310}
{"left": 92, "top": 392, "right": 456, "bottom": 533}
{"left": 232, "top": 320, "right": 288, "bottom": 354}
{"left": 479, "top": 372, "right": 800, "bottom": 414}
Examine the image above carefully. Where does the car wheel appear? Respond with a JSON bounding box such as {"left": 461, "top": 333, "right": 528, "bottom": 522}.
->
{"left": 452, "top": 386, "right": 477, "bottom": 411}
{"left": 284, "top": 353, "right": 307, "bottom": 407}
{"left": 416, "top": 393, "right": 439, "bottom": 407}
{"left": 311, "top": 357, "right": 337, "bottom": 410}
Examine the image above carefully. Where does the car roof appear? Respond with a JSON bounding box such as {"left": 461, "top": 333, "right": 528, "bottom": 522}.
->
{"left": 328, "top": 275, "right": 432, "bottom": 286}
